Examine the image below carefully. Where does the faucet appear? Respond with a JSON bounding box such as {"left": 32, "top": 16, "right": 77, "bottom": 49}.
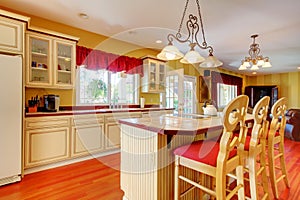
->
{"left": 116, "top": 97, "right": 119, "bottom": 108}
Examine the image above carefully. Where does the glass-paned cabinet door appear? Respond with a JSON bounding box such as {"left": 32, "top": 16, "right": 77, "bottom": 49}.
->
{"left": 28, "top": 35, "right": 51, "bottom": 85}
{"left": 149, "top": 61, "right": 157, "bottom": 90}
{"left": 54, "top": 40, "right": 75, "bottom": 87}
{"left": 158, "top": 63, "right": 165, "bottom": 91}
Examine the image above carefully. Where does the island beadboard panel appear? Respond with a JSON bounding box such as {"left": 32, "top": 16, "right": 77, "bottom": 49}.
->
{"left": 120, "top": 124, "right": 204, "bottom": 200}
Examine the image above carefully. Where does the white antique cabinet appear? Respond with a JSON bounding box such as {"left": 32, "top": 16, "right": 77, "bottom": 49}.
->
{"left": 0, "top": 12, "right": 28, "bottom": 54}
{"left": 25, "top": 30, "right": 77, "bottom": 89}
{"left": 24, "top": 116, "right": 71, "bottom": 168}
{"left": 71, "top": 114, "right": 105, "bottom": 157}
{"left": 141, "top": 57, "right": 166, "bottom": 93}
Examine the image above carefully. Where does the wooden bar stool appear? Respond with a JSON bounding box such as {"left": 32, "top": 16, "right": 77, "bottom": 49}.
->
{"left": 173, "top": 95, "right": 249, "bottom": 200}
{"left": 267, "top": 97, "right": 290, "bottom": 199}
{"left": 240, "top": 96, "right": 270, "bottom": 200}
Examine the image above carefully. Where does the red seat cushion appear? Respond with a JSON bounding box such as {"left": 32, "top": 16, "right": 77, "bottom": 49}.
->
{"left": 233, "top": 128, "right": 252, "bottom": 136}
{"left": 173, "top": 140, "right": 237, "bottom": 167}
{"left": 266, "top": 130, "right": 280, "bottom": 140}
{"left": 233, "top": 133, "right": 251, "bottom": 151}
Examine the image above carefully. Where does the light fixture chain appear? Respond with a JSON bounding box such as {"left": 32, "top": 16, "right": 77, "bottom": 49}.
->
{"left": 196, "top": 0, "right": 207, "bottom": 46}
{"left": 177, "top": 0, "right": 190, "bottom": 34}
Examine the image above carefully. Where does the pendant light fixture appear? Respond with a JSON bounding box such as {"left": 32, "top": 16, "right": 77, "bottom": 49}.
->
{"left": 157, "top": 0, "right": 222, "bottom": 68}
{"left": 239, "top": 34, "right": 272, "bottom": 70}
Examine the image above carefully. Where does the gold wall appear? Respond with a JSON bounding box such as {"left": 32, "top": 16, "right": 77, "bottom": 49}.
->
{"left": 246, "top": 72, "right": 300, "bottom": 108}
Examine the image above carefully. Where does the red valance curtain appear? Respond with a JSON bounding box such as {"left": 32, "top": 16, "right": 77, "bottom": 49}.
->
{"left": 76, "top": 45, "right": 143, "bottom": 76}
{"left": 211, "top": 71, "right": 243, "bottom": 108}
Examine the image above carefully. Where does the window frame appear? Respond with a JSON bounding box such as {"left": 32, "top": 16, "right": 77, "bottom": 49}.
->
{"left": 76, "top": 66, "right": 140, "bottom": 105}
{"left": 217, "top": 83, "right": 237, "bottom": 109}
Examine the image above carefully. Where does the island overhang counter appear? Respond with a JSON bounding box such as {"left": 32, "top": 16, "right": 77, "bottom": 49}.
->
{"left": 119, "top": 114, "right": 252, "bottom": 200}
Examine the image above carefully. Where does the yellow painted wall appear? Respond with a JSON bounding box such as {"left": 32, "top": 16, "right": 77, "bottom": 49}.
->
{"left": 246, "top": 72, "right": 300, "bottom": 108}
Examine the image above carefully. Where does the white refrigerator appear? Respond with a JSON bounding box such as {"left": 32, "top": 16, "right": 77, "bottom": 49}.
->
{"left": 0, "top": 54, "right": 22, "bottom": 186}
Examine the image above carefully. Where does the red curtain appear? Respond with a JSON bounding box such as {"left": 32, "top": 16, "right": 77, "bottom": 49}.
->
{"left": 211, "top": 71, "right": 243, "bottom": 108}
{"left": 76, "top": 45, "right": 143, "bottom": 76}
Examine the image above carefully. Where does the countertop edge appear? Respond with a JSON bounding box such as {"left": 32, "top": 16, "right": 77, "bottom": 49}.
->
{"left": 118, "top": 117, "right": 223, "bottom": 136}
{"left": 25, "top": 108, "right": 174, "bottom": 118}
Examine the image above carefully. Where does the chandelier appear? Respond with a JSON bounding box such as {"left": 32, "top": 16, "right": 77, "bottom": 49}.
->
{"left": 239, "top": 34, "right": 272, "bottom": 70}
{"left": 157, "top": 0, "right": 222, "bottom": 68}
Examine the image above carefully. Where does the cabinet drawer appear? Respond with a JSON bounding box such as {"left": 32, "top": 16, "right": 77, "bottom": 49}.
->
{"left": 72, "top": 114, "right": 104, "bottom": 126}
{"left": 25, "top": 116, "right": 70, "bottom": 129}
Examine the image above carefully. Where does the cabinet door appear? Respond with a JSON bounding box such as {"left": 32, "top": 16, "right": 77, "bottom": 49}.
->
{"left": 149, "top": 60, "right": 157, "bottom": 91}
{"left": 71, "top": 124, "right": 104, "bottom": 157}
{"left": 158, "top": 62, "right": 166, "bottom": 91}
{"left": 24, "top": 127, "right": 69, "bottom": 168}
{"left": 105, "top": 122, "right": 121, "bottom": 149}
{"left": 53, "top": 39, "right": 76, "bottom": 88}
{"left": 0, "top": 16, "right": 24, "bottom": 54}
{"left": 142, "top": 58, "right": 166, "bottom": 93}
{"left": 26, "top": 33, "right": 52, "bottom": 87}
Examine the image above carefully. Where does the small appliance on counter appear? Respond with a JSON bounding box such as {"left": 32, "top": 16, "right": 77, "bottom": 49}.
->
{"left": 202, "top": 100, "right": 218, "bottom": 116}
{"left": 44, "top": 94, "right": 60, "bottom": 112}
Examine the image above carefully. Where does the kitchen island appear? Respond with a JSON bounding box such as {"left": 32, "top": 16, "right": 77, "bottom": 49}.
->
{"left": 119, "top": 114, "right": 253, "bottom": 200}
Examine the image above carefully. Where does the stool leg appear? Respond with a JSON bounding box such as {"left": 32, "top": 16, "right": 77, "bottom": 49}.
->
{"left": 248, "top": 155, "right": 259, "bottom": 199}
{"left": 236, "top": 164, "right": 245, "bottom": 200}
{"left": 174, "top": 156, "right": 180, "bottom": 200}
{"left": 260, "top": 146, "right": 270, "bottom": 199}
{"left": 268, "top": 137, "right": 279, "bottom": 199}
{"left": 279, "top": 138, "right": 290, "bottom": 188}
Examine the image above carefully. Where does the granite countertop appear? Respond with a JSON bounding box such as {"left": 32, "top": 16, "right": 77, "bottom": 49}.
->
{"left": 25, "top": 107, "right": 174, "bottom": 117}
{"left": 119, "top": 113, "right": 254, "bottom": 136}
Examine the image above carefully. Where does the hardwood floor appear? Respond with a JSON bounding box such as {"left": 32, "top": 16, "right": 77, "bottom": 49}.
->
{"left": 0, "top": 153, "right": 123, "bottom": 200}
{"left": 0, "top": 139, "right": 299, "bottom": 200}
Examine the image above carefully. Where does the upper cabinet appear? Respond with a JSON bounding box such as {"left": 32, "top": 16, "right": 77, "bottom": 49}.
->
{"left": 0, "top": 10, "right": 29, "bottom": 54}
{"left": 25, "top": 31, "right": 78, "bottom": 89}
{"left": 141, "top": 57, "right": 166, "bottom": 93}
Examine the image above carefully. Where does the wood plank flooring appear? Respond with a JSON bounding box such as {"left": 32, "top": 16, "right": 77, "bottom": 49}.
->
{"left": 0, "top": 139, "right": 299, "bottom": 200}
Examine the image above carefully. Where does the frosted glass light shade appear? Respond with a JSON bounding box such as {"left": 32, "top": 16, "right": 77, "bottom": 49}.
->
{"left": 157, "top": 45, "right": 184, "bottom": 60}
{"left": 243, "top": 61, "right": 250, "bottom": 67}
{"left": 199, "top": 54, "right": 223, "bottom": 68}
{"left": 239, "top": 64, "right": 247, "bottom": 70}
{"left": 250, "top": 64, "right": 259, "bottom": 70}
{"left": 180, "top": 50, "right": 205, "bottom": 64}
{"left": 257, "top": 59, "right": 265, "bottom": 66}
{"left": 262, "top": 61, "right": 272, "bottom": 68}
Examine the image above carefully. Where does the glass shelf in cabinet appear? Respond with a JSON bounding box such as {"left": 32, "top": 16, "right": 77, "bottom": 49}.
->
{"left": 31, "top": 52, "right": 48, "bottom": 57}
{"left": 31, "top": 67, "right": 48, "bottom": 71}
{"left": 58, "top": 70, "right": 71, "bottom": 73}
{"left": 57, "top": 56, "right": 71, "bottom": 61}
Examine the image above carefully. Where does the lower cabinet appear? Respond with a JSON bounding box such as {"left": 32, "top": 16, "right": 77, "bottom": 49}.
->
{"left": 71, "top": 124, "right": 104, "bottom": 157}
{"left": 25, "top": 127, "right": 69, "bottom": 168}
{"left": 24, "top": 110, "right": 168, "bottom": 169}
{"left": 105, "top": 122, "right": 121, "bottom": 149}
{"left": 104, "top": 113, "right": 142, "bottom": 150}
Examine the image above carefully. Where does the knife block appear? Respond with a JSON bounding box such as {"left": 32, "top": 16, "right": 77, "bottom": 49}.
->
{"left": 28, "top": 105, "right": 37, "bottom": 113}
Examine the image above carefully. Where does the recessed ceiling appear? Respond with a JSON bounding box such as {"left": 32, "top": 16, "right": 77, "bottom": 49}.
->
{"left": 1, "top": 0, "right": 300, "bottom": 76}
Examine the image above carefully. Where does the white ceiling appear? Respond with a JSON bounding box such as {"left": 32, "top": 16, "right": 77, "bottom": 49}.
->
{"left": 1, "top": 0, "right": 300, "bottom": 76}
